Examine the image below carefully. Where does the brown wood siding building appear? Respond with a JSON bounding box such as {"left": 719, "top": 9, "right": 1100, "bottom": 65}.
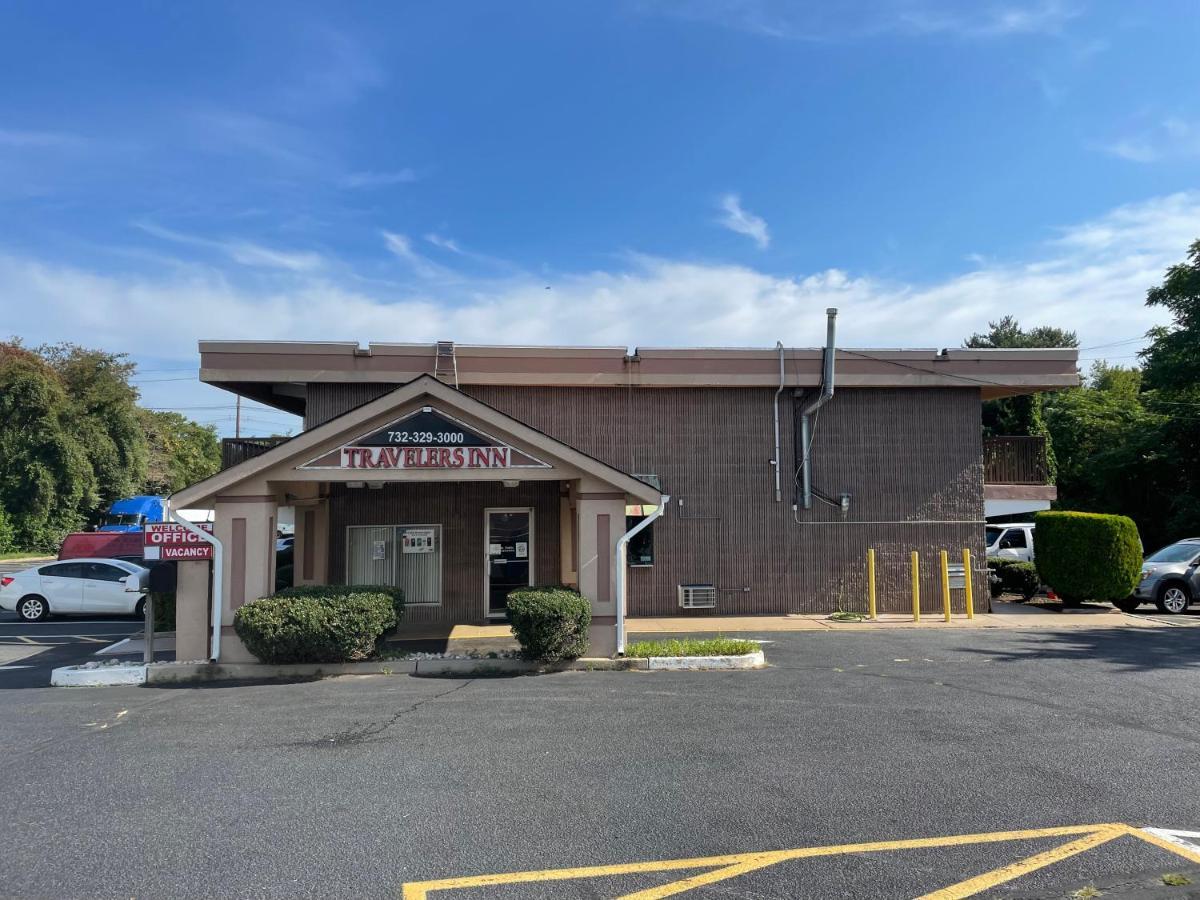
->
{"left": 310, "top": 382, "right": 988, "bottom": 617}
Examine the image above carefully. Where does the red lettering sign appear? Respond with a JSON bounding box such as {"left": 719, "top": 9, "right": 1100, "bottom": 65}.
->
{"left": 340, "top": 445, "right": 511, "bottom": 470}
{"left": 143, "top": 522, "right": 215, "bottom": 561}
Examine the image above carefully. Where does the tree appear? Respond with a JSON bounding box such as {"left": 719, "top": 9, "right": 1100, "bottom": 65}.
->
{"left": 0, "top": 344, "right": 95, "bottom": 549}
{"left": 139, "top": 409, "right": 221, "bottom": 494}
{"left": 40, "top": 344, "right": 148, "bottom": 509}
{"left": 1138, "top": 239, "right": 1200, "bottom": 540}
{"left": 1043, "top": 363, "right": 1174, "bottom": 548}
{"left": 964, "top": 316, "right": 1079, "bottom": 479}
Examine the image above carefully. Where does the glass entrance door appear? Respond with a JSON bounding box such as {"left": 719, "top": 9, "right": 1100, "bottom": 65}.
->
{"left": 485, "top": 509, "right": 531, "bottom": 618}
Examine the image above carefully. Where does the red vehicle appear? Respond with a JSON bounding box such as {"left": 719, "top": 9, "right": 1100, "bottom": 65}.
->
{"left": 58, "top": 531, "right": 144, "bottom": 563}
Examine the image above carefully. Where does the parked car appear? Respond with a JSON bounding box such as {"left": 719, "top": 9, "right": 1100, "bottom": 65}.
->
{"left": 985, "top": 523, "right": 1035, "bottom": 562}
{"left": 0, "top": 558, "right": 149, "bottom": 621}
{"left": 1114, "top": 538, "right": 1200, "bottom": 615}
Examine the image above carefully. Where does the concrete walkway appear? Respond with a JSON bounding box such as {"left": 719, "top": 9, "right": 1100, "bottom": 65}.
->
{"left": 393, "top": 599, "right": 1177, "bottom": 643}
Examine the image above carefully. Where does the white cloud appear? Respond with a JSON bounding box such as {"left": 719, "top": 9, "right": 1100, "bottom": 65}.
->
{"left": 424, "top": 233, "right": 463, "bottom": 254}
{"left": 0, "top": 128, "right": 88, "bottom": 149}
{"left": 382, "top": 231, "right": 446, "bottom": 279}
{"left": 340, "top": 169, "right": 419, "bottom": 188}
{"left": 1, "top": 192, "right": 1197, "bottom": 377}
{"left": 635, "top": 0, "right": 1076, "bottom": 41}
{"left": 136, "top": 221, "right": 324, "bottom": 272}
{"left": 717, "top": 194, "right": 770, "bottom": 248}
{"left": 1101, "top": 118, "right": 1200, "bottom": 164}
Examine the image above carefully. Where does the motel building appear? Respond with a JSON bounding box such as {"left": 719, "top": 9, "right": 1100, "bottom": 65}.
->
{"left": 168, "top": 312, "right": 1078, "bottom": 662}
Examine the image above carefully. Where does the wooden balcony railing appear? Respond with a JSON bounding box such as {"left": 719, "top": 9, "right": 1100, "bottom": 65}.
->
{"left": 983, "top": 435, "right": 1049, "bottom": 485}
{"left": 221, "top": 436, "right": 291, "bottom": 470}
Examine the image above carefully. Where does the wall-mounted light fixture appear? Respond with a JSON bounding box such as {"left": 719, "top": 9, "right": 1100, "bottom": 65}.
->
{"left": 501, "top": 479, "right": 520, "bottom": 488}
{"left": 347, "top": 481, "right": 365, "bottom": 489}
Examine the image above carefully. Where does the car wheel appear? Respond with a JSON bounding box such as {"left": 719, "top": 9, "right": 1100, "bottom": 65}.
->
{"left": 1155, "top": 583, "right": 1192, "bottom": 615}
{"left": 134, "top": 597, "right": 146, "bottom": 619}
{"left": 1113, "top": 597, "right": 1142, "bottom": 613}
{"left": 17, "top": 594, "right": 49, "bottom": 621}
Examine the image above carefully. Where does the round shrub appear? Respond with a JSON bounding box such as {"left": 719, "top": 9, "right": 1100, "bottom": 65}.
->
{"left": 987, "top": 558, "right": 1040, "bottom": 600}
{"left": 233, "top": 589, "right": 397, "bottom": 664}
{"left": 506, "top": 586, "right": 591, "bottom": 661}
{"left": 1033, "top": 510, "right": 1142, "bottom": 603}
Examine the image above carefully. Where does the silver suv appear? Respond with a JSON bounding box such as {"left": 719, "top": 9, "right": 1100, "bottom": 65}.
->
{"left": 1116, "top": 538, "right": 1200, "bottom": 614}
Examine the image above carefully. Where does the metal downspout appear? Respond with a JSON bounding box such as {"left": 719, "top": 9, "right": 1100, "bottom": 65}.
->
{"left": 614, "top": 494, "right": 670, "bottom": 656}
{"left": 167, "top": 505, "right": 224, "bottom": 662}
{"left": 798, "top": 308, "right": 838, "bottom": 510}
{"left": 773, "top": 341, "right": 784, "bottom": 502}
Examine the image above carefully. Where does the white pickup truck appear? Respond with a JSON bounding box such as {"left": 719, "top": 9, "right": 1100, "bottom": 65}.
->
{"left": 986, "top": 523, "right": 1035, "bottom": 562}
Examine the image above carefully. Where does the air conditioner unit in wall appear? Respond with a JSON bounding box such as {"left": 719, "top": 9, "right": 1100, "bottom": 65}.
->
{"left": 678, "top": 584, "right": 717, "bottom": 609}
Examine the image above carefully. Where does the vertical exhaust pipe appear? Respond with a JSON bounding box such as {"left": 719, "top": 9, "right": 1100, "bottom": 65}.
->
{"left": 798, "top": 308, "right": 838, "bottom": 510}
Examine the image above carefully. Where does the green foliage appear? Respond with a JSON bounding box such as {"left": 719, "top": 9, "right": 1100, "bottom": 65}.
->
{"left": 624, "top": 637, "right": 760, "bottom": 657}
{"left": 0, "top": 345, "right": 94, "bottom": 550}
{"left": 152, "top": 591, "right": 176, "bottom": 631}
{"left": 233, "top": 588, "right": 398, "bottom": 664}
{"left": 1033, "top": 511, "right": 1142, "bottom": 603}
{"left": 986, "top": 558, "right": 1040, "bottom": 600}
{"left": 0, "top": 507, "right": 14, "bottom": 554}
{"left": 40, "top": 344, "right": 147, "bottom": 509}
{"left": 138, "top": 409, "right": 221, "bottom": 494}
{"left": 1044, "top": 362, "right": 1175, "bottom": 548}
{"left": 966, "top": 316, "right": 1078, "bottom": 481}
{"left": 506, "top": 586, "right": 591, "bottom": 661}
{"left": 276, "top": 583, "right": 405, "bottom": 627}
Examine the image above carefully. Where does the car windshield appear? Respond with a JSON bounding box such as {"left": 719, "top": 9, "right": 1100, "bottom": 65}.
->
{"left": 1145, "top": 543, "right": 1200, "bottom": 564}
{"left": 102, "top": 513, "right": 143, "bottom": 526}
{"left": 986, "top": 527, "right": 1004, "bottom": 545}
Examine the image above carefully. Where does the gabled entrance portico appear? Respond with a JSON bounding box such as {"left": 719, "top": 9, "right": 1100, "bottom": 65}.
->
{"left": 170, "top": 375, "right": 661, "bottom": 663}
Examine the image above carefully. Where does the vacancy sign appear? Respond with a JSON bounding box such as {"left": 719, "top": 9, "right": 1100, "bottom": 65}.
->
{"left": 144, "top": 522, "right": 215, "bottom": 560}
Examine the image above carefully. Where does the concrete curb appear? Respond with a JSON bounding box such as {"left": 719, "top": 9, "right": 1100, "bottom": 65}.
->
{"left": 141, "top": 651, "right": 765, "bottom": 683}
{"left": 51, "top": 664, "right": 148, "bottom": 687}
{"left": 645, "top": 650, "right": 766, "bottom": 670}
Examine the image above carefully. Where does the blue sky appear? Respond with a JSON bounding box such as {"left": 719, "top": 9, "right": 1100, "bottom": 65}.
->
{"left": 1, "top": 0, "right": 1198, "bottom": 434}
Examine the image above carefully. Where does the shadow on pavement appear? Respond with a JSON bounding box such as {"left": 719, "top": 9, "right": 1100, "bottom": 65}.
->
{"left": 958, "top": 627, "right": 1200, "bottom": 672}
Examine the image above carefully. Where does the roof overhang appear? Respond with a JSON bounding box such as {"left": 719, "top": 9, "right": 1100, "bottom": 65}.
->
{"left": 198, "top": 341, "right": 1080, "bottom": 412}
{"left": 173, "top": 374, "right": 661, "bottom": 508}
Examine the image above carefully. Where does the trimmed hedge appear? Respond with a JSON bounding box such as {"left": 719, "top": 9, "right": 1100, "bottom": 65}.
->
{"left": 1033, "top": 511, "right": 1142, "bottom": 603}
{"left": 152, "top": 591, "right": 176, "bottom": 631}
{"left": 233, "top": 587, "right": 397, "bottom": 664}
{"left": 276, "top": 583, "right": 405, "bottom": 628}
{"left": 987, "top": 558, "right": 1040, "bottom": 601}
{"left": 506, "top": 586, "right": 591, "bottom": 661}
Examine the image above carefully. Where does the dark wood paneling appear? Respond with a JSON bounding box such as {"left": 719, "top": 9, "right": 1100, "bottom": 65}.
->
{"left": 328, "top": 481, "right": 560, "bottom": 625}
{"left": 313, "top": 383, "right": 987, "bottom": 616}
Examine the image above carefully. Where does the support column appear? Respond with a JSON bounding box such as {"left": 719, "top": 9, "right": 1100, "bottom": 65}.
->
{"left": 293, "top": 500, "right": 329, "bottom": 586}
{"left": 213, "top": 493, "right": 278, "bottom": 663}
{"left": 174, "top": 560, "right": 211, "bottom": 661}
{"left": 574, "top": 488, "right": 626, "bottom": 658}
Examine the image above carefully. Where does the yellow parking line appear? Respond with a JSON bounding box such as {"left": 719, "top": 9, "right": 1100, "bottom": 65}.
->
{"left": 1125, "top": 824, "right": 1200, "bottom": 865}
{"left": 401, "top": 824, "right": 1116, "bottom": 899}
{"left": 916, "top": 825, "right": 1125, "bottom": 899}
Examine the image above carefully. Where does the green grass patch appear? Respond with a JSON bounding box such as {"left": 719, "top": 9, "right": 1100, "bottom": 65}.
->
{"left": 624, "top": 637, "right": 760, "bottom": 658}
{"left": 0, "top": 551, "right": 49, "bottom": 561}
{"left": 827, "top": 610, "right": 868, "bottom": 622}
{"left": 1162, "top": 873, "right": 1192, "bottom": 886}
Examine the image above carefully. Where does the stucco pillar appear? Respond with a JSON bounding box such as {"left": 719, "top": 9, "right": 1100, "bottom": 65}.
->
{"left": 293, "top": 500, "right": 329, "bottom": 586}
{"left": 174, "top": 560, "right": 211, "bottom": 661}
{"left": 574, "top": 489, "right": 626, "bottom": 658}
{"left": 213, "top": 494, "right": 278, "bottom": 663}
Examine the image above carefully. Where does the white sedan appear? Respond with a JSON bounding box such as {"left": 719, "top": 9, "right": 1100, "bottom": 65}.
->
{"left": 0, "top": 558, "right": 149, "bottom": 621}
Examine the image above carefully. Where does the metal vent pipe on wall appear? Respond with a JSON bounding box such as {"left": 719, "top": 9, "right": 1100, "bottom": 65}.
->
{"left": 797, "top": 308, "right": 838, "bottom": 510}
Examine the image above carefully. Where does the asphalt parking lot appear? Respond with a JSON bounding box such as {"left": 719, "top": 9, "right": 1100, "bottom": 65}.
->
{"left": 3, "top": 627, "right": 1200, "bottom": 898}
{"left": 0, "top": 611, "right": 151, "bottom": 688}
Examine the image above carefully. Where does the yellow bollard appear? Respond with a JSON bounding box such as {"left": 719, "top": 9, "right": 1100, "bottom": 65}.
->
{"left": 940, "top": 550, "right": 951, "bottom": 622}
{"left": 910, "top": 550, "right": 920, "bottom": 622}
{"left": 963, "top": 548, "right": 974, "bottom": 619}
{"left": 867, "top": 549, "right": 877, "bottom": 620}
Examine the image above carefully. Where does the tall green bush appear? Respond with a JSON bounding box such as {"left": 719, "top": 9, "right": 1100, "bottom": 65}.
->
{"left": 233, "top": 588, "right": 397, "bottom": 664}
{"left": 507, "top": 586, "right": 591, "bottom": 661}
{"left": 1033, "top": 511, "right": 1142, "bottom": 603}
